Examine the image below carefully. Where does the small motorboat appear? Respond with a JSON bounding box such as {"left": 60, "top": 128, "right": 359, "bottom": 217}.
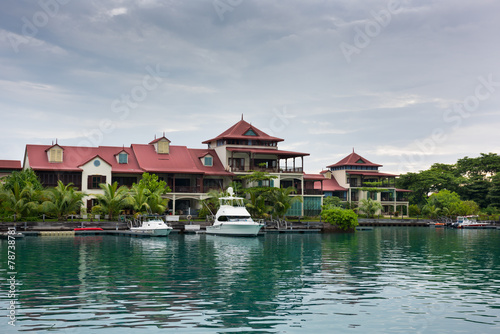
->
{"left": 456, "top": 215, "right": 490, "bottom": 228}
{"left": 129, "top": 218, "right": 173, "bottom": 236}
{"left": 206, "top": 187, "right": 264, "bottom": 237}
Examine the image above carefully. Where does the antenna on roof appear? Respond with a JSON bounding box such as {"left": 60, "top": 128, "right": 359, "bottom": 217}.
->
{"left": 241, "top": 113, "right": 243, "bottom": 120}
{"left": 163, "top": 132, "right": 165, "bottom": 137}
{"left": 154, "top": 134, "right": 156, "bottom": 139}
{"left": 352, "top": 147, "right": 355, "bottom": 153}
{"left": 56, "top": 138, "right": 58, "bottom": 145}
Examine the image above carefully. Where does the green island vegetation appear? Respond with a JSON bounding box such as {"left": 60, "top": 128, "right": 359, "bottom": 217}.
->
{"left": 396, "top": 153, "right": 500, "bottom": 220}
{"left": 1, "top": 153, "right": 499, "bottom": 225}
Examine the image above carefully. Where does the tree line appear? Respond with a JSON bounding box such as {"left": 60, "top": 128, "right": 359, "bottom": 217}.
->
{"left": 396, "top": 153, "right": 500, "bottom": 218}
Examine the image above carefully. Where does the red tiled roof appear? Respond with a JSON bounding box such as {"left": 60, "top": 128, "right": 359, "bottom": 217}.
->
{"left": 202, "top": 119, "right": 284, "bottom": 144}
{"left": 131, "top": 144, "right": 231, "bottom": 175}
{"left": 226, "top": 147, "right": 309, "bottom": 158}
{"left": 25, "top": 143, "right": 231, "bottom": 176}
{"left": 314, "top": 176, "right": 347, "bottom": 192}
{"left": 188, "top": 149, "right": 232, "bottom": 176}
{"left": 0, "top": 160, "right": 22, "bottom": 170}
{"left": 25, "top": 144, "right": 144, "bottom": 173}
{"left": 327, "top": 151, "right": 382, "bottom": 168}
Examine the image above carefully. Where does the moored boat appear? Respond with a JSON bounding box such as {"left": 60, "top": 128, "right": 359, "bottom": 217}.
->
{"left": 206, "top": 187, "right": 264, "bottom": 237}
{"left": 129, "top": 218, "right": 173, "bottom": 236}
{"left": 456, "top": 215, "right": 490, "bottom": 228}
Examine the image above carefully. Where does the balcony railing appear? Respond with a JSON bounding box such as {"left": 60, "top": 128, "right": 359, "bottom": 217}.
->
{"left": 279, "top": 167, "right": 303, "bottom": 173}
{"left": 172, "top": 186, "right": 201, "bottom": 193}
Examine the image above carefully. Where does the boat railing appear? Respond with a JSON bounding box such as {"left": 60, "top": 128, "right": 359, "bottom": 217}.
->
{"left": 126, "top": 218, "right": 142, "bottom": 228}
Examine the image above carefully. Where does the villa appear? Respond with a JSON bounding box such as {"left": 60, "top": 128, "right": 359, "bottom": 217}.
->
{"left": 314, "top": 150, "right": 410, "bottom": 216}
{"left": 21, "top": 118, "right": 323, "bottom": 216}
{"left": 18, "top": 118, "right": 409, "bottom": 217}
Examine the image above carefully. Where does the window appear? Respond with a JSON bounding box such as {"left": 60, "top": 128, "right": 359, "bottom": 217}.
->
{"left": 244, "top": 129, "right": 257, "bottom": 136}
{"left": 88, "top": 175, "right": 106, "bottom": 189}
{"left": 118, "top": 152, "right": 128, "bottom": 164}
{"left": 49, "top": 148, "right": 63, "bottom": 163}
{"left": 204, "top": 156, "right": 213, "bottom": 166}
{"left": 158, "top": 140, "right": 169, "bottom": 154}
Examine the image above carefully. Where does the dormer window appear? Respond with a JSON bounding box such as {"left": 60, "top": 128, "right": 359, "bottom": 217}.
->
{"left": 204, "top": 156, "right": 213, "bottom": 167}
{"left": 118, "top": 152, "right": 128, "bottom": 164}
{"left": 48, "top": 146, "right": 63, "bottom": 163}
{"left": 157, "top": 139, "right": 170, "bottom": 154}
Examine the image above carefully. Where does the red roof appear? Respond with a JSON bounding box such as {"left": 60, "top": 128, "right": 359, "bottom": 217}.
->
{"left": 25, "top": 143, "right": 231, "bottom": 176}
{"left": 226, "top": 147, "right": 309, "bottom": 158}
{"left": 327, "top": 151, "right": 382, "bottom": 168}
{"left": 314, "top": 176, "right": 347, "bottom": 192}
{"left": 25, "top": 145, "right": 144, "bottom": 173}
{"left": 202, "top": 119, "right": 284, "bottom": 144}
{"left": 131, "top": 144, "right": 231, "bottom": 175}
{"left": 0, "top": 160, "right": 22, "bottom": 170}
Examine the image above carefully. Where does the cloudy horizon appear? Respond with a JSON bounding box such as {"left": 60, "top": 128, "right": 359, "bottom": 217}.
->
{"left": 1, "top": 0, "right": 499, "bottom": 175}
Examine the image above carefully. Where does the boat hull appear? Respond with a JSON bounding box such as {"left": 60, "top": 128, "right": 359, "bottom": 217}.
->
{"left": 130, "top": 228, "right": 172, "bottom": 236}
{"left": 206, "top": 223, "right": 263, "bottom": 236}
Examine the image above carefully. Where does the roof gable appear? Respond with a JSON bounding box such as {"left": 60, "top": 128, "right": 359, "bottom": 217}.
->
{"left": 202, "top": 119, "right": 284, "bottom": 144}
{"left": 78, "top": 155, "right": 112, "bottom": 168}
{"left": 327, "top": 151, "right": 382, "bottom": 168}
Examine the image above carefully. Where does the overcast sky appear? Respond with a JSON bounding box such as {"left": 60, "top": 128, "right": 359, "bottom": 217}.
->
{"left": 1, "top": 0, "right": 499, "bottom": 175}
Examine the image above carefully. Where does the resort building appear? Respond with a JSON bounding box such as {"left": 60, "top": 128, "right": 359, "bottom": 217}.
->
{"left": 202, "top": 117, "right": 323, "bottom": 216}
{"left": 0, "top": 160, "right": 22, "bottom": 180}
{"left": 21, "top": 118, "right": 323, "bottom": 216}
{"left": 23, "top": 139, "right": 233, "bottom": 214}
{"left": 316, "top": 151, "right": 410, "bottom": 216}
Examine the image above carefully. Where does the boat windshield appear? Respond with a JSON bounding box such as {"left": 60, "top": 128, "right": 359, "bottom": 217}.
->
{"left": 218, "top": 215, "right": 252, "bottom": 222}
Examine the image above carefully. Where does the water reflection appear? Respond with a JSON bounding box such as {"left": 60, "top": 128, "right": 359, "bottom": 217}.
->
{"left": 0, "top": 229, "right": 499, "bottom": 333}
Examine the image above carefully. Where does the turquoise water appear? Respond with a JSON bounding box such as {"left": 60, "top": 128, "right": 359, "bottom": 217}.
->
{"left": 1, "top": 228, "right": 500, "bottom": 333}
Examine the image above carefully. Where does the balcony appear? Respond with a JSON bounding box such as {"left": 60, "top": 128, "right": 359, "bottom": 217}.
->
{"left": 279, "top": 167, "right": 303, "bottom": 173}
{"left": 172, "top": 186, "right": 201, "bottom": 193}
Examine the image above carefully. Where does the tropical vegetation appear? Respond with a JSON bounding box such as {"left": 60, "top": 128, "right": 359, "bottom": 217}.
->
{"left": 0, "top": 170, "right": 170, "bottom": 222}
{"left": 396, "top": 152, "right": 500, "bottom": 218}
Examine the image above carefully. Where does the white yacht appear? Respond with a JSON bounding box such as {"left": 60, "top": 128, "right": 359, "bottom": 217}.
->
{"left": 206, "top": 187, "right": 264, "bottom": 236}
{"left": 129, "top": 218, "right": 173, "bottom": 236}
{"left": 456, "top": 215, "right": 489, "bottom": 228}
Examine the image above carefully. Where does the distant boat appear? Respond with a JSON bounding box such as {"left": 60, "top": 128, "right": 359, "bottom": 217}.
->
{"left": 206, "top": 187, "right": 264, "bottom": 237}
{"left": 130, "top": 218, "right": 173, "bottom": 236}
{"left": 456, "top": 215, "right": 490, "bottom": 228}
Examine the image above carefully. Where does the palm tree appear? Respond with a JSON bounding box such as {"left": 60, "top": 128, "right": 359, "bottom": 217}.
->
{"left": 41, "top": 180, "right": 85, "bottom": 221}
{"left": 128, "top": 183, "right": 151, "bottom": 214}
{"left": 268, "top": 187, "right": 302, "bottom": 220}
{"left": 94, "top": 182, "right": 130, "bottom": 220}
{"left": 422, "top": 204, "right": 440, "bottom": 219}
{"left": 0, "top": 182, "right": 41, "bottom": 220}
{"left": 359, "top": 198, "right": 383, "bottom": 218}
{"left": 245, "top": 188, "right": 272, "bottom": 219}
{"left": 147, "top": 188, "right": 169, "bottom": 214}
